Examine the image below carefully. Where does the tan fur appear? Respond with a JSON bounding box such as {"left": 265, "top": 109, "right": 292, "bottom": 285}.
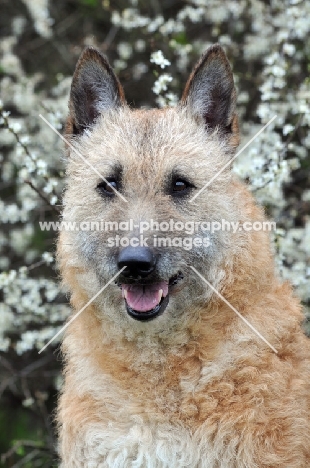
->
{"left": 57, "top": 45, "right": 310, "bottom": 467}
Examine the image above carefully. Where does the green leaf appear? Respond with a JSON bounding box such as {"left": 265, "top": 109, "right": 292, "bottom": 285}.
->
{"left": 79, "top": 0, "right": 98, "bottom": 7}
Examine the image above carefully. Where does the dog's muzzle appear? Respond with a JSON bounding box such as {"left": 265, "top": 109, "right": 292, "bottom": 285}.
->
{"left": 117, "top": 246, "right": 182, "bottom": 321}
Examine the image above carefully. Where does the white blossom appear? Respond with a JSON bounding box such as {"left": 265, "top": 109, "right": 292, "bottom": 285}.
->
{"left": 152, "top": 74, "right": 173, "bottom": 95}
{"left": 21, "top": 0, "right": 53, "bottom": 38}
{"left": 282, "top": 124, "right": 294, "bottom": 135}
{"left": 150, "top": 50, "right": 171, "bottom": 69}
{"left": 42, "top": 252, "right": 54, "bottom": 264}
{"left": 117, "top": 42, "right": 133, "bottom": 60}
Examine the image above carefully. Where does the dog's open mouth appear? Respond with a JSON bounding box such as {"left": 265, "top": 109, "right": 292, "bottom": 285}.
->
{"left": 121, "top": 272, "right": 183, "bottom": 321}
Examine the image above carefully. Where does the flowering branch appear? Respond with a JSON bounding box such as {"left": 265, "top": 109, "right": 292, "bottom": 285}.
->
{"left": 25, "top": 179, "right": 60, "bottom": 214}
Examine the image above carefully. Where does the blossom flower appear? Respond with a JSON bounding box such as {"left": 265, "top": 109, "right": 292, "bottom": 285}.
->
{"left": 150, "top": 50, "right": 171, "bottom": 69}
{"left": 152, "top": 74, "right": 173, "bottom": 95}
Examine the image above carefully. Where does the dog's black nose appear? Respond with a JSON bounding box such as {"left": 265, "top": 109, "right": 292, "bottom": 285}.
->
{"left": 117, "top": 246, "right": 156, "bottom": 278}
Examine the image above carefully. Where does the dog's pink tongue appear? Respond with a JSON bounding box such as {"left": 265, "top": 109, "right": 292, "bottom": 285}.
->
{"left": 122, "top": 282, "right": 168, "bottom": 312}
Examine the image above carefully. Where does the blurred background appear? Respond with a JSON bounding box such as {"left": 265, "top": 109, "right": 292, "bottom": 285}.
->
{"left": 0, "top": 0, "right": 309, "bottom": 466}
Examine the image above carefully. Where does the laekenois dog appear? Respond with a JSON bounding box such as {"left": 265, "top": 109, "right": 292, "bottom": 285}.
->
{"left": 57, "top": 44, "right": 310, "bottom": 467}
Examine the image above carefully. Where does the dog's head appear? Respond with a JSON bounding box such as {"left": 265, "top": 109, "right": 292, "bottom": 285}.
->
{"left": 59, "top": 45, "right": 255, "bottom": 343}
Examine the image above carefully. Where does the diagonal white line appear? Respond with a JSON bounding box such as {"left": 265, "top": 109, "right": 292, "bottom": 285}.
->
{"left": 39, "top": 114, "right": 128, "bottom": 203}
{"left": 38, "top": 267, "right": 126, "bottom": 354}
{"left": 190, "top": 266, "right": 278, "bottom": 354}
{"left": 189, "top": 115, "right": 277, "bottom": 203}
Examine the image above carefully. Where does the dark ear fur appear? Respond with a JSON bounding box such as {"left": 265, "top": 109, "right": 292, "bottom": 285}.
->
{"left": 66, "top": 47, "right": 125, "bottom": 136}
{"left": 181, "top": 44, "right": 239, "bottom": 146}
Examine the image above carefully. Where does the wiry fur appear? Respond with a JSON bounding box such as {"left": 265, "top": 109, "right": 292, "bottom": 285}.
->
{"left": 57, "top": 45, "right": 310, "bottom": 467}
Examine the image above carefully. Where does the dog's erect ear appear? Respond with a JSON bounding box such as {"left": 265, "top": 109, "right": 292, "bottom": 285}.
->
{"left": 66, "top": 47, "right": 125, "bottom": 136}
{"left": 181, "top": 44, "right": 239, "bottom": 144}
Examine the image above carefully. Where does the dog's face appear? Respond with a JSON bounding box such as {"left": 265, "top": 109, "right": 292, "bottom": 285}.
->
{"left": 60, "top": 45, "right": 244, "bottom": 341}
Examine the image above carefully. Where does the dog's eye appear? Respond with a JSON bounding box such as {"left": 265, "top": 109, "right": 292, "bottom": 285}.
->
{"left": 173, "top": 180, "right": 188, "bottom": 192}
{"left": 171, "top": 179, "right": 193, "bottom": 196}
{"left": 97, "top": 178, "right": 118, "bottom": 196}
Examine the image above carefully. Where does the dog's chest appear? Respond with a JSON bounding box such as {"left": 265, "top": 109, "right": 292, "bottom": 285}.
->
{"left": 66, "top": 421, "right": 226, "bottom": 468}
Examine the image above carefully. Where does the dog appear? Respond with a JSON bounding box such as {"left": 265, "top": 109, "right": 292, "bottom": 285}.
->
{"left": 57, "top": 44, "right": 310, "bottom": 467}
